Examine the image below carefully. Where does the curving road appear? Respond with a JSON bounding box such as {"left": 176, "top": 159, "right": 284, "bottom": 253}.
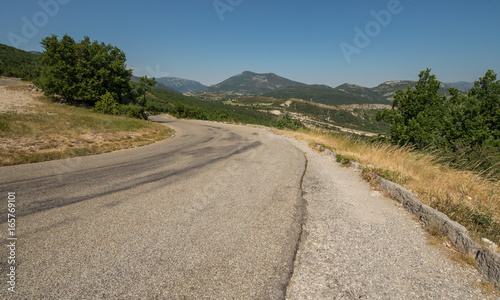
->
{"left": 0, "top": 116, "right": 306, "bottom": 299}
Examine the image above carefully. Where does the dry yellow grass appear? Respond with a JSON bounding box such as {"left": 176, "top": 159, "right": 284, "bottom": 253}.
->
{"left": 0, "top": 85, "right": 174, "bottom": 166}
{"left": 287, "top": 128, "right": 500, "bottom": 245}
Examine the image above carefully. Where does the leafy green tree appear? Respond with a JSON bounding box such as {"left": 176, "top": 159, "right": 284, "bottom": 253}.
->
{"left": 36, "top": 34, "right": 132, "bottom": 104}
{"left": 377, "top": 69, "right": 447, "bottom": 149}
{"left": 468, "top": 70, "right": 500, "bottom": 148}
{"left": 75, "top": 36, "right": 132, "bottom": 104}
{"left": 36, "top": 34, "right": 79, "bottom": 101}
{"left": 137, "top": 76, "right": 156, "bottom": 106}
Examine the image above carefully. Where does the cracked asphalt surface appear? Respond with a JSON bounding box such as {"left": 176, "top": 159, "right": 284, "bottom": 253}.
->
{"left": 0, "top": 116, "right": 306, "bottom": 299}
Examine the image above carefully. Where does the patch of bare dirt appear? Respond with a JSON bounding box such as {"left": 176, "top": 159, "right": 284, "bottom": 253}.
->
{"left": 0, "top": 80, "right": 43, "bottom": 114}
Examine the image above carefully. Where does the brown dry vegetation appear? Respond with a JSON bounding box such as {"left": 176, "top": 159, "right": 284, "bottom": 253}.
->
{"left": 0, "top": 84, "right": 174, "bottom": 166}
{"left": 286, "top": 128, "right": 500, "bottom": 246}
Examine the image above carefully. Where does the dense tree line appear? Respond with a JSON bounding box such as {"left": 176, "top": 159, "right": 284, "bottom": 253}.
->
{"left": 378, "top": 69, "right": 500, "bottom": 178}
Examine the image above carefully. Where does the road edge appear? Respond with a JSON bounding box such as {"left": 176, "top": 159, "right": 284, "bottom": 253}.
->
{"left": 318, "top": 147, "right": 500, "bottom": 289}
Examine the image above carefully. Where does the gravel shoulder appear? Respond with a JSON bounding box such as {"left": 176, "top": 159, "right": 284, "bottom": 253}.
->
{"left": 285, "top": 138, "right": 494, "bottom": 299}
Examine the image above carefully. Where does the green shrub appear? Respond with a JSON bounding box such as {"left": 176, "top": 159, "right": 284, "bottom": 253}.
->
{"left": 94, "top": 92, "right": 117, "bottom": 115}
{"left": 94, "top": 92, "right": 146, "bottom": 119}
{"left": 274, "top": 113, "right": 303, "bottom": 130}
{"left": 336, "top": 154, "right": 351, "bottom": 165}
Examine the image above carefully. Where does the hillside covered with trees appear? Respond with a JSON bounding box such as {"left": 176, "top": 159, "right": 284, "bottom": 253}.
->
{"left": 263, "top": 85, "right": 393, "bottom": 106}
{"left": 0, "top": 43, "right": 41, "bottom": 80}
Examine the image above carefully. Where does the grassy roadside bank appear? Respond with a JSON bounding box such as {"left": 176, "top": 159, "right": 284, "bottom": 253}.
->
{"left": 285, "top": 128, "right": 500, "bottom": 247}
{"left": 0, "top": 84, "right": 174, "bottom": 166}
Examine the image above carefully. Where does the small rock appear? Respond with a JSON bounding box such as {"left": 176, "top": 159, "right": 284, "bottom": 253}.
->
{"left": 482, "top": 238, "right": 498, "bottom": 250}
{"left": 324, "top": 149, "right": 335, "bottom": 157}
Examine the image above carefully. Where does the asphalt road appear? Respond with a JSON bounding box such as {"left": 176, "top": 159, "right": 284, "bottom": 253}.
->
{"left": 0, "top": 116, "right": 306, "bottom": 299}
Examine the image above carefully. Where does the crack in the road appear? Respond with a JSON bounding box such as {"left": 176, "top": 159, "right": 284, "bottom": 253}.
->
{"left": 283, "top": 152, "right": 309, "bottom": 299}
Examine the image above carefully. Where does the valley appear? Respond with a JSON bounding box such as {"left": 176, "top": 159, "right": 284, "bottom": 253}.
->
{"left": 148, "top": 70, "right": 472, "bottom": 136}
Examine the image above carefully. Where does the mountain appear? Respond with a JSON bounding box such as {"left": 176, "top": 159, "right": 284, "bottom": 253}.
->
{"left": 371, "top": 80, "right": 450, "bottom": 101}
{"left": 263, "top": 79, "right": 458, "bottom": 105}
{"left": 371, "top": 80, "right": 419, "bottom": 101}
{"left": 141, "top": 69, "right": 475, "bottom": 105}
{"left": 334, "top": 83, "right": 387, "bottom": 102}
{"left": 203, "top": 71, "right": 308, "bottom": 95}
{"left": 155, "top": 77, "right": 207, "bottom": 94}
{"left": 443, "top": 81, "right": 474, "bottom": 92}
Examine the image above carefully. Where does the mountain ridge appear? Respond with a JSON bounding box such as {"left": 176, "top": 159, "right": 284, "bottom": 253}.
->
{"left": 202, "top": 71, "right": 308, "bottom": 95}
{"left": 154, "top": 77, "right": 207, "bottom": 94}
{"left": 194, "top": 70, "right": 474, "bottom": 105}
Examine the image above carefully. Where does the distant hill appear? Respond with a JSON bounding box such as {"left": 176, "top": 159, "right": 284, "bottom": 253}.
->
{"left": 334, "top": 83, "right": 387, "bottom": 102}
{"left": 370, "top": 81, "right": 420, "bottom": 101}
{"left": 203, "top": 71, "right": 308, "bottom": 95}
{"left": 376, "top": 81, "right": 452, "bottom": 100}
{"left": 131, "top": 76, "right": 181, "bottom": 94}
{"left": 155, "top": 77, "right": 207, "bottom": 94}
{"left": 443, "top": 81, "right": 474, "bottom": 92}
{"left": 263, "top": 79, "right": 461, "bottom": 105}
{"left": 264, "top": 85, "right": 392, "bottom": 106}
{"left": 0, "top": 43, "right": 41, "bottom": 79}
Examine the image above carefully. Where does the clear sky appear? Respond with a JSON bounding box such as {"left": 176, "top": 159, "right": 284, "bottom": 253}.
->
{"left": 1, "top": 0, "right": 499, "bottom": 88}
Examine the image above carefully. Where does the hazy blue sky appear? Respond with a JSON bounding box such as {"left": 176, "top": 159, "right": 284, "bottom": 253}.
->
{"left": 1, "top": 0, "right": 499, "bottom": 87}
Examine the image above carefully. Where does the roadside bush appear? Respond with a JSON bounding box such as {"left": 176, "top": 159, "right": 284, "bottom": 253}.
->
{"left": 94, "top": 92, "right": 146, "bottom": 119}
{"left": 121, "top": 104, "right": 147, "bottom": 120}
{"left": 93, "top": 92, "right": 117, "bottom": 114}
{"left": 274, "top": 113, "right": 303, "bottom": 130}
